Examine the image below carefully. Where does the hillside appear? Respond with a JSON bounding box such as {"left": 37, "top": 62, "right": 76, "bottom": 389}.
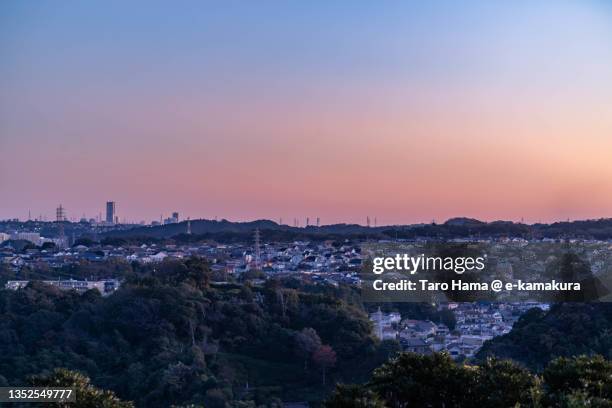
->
{"left": 476, "top": 303, "right": 612, "bottom": 370}
{"left": 0, "top": 258, "right": 395, "bottom": 407}
{"left": 99, "top": 218, "right": 612, "bottom": 241}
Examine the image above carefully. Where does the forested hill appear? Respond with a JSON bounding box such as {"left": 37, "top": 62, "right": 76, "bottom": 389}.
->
{"left": 102, "top": 218, "right": 381, "bottom": 240}
{"left": 0, "top": 258, "right": 397, "bottom": 407}
{"left": 101, "top": 217, "right": 612, "bottom": 241}
{"left": 476, "top": 303, "right": 612, "bottom": 370}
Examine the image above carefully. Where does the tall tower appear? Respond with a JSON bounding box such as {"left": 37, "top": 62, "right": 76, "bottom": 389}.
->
{"left": 56, "top": 204, "right": 66, "bottom": 247}
{"left": 106, "top": 202, "right": 116, "bottom": 224}
{"left": 187, "top": 217, "right": 192, "bottom": 235}
{"left": 254, "top": 228, "right": 261, "bottom": 270}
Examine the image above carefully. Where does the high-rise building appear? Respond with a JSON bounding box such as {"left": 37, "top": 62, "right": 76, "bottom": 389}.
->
{"left": 172, "top": 212, "right": 179, "bottom": 222}
{"left": 106, "top": 202, "right": 116, "bottom": 224}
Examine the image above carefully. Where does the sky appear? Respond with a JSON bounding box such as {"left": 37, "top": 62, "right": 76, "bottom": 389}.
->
{"left": 1, "top": 1, "right": 612, "bottom": 225}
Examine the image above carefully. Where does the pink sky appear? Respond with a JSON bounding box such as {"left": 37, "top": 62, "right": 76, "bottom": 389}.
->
{"left": 1, "top": 2, "right": 612, "bottom": 224}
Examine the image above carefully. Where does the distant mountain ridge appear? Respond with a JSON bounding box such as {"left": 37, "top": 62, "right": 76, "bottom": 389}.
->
{"left": 102, "top": 217, "right": 612, "bottom": 240}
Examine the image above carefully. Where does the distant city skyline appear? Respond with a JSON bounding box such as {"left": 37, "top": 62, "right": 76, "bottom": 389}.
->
{"left": 0, "top": 201, "right": 605, "bottom": 227}
{"left": 2, "top": 1, "right": 612, "bottom": 224}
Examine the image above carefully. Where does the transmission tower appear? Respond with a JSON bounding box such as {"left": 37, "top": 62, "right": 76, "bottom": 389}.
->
{"left": 56, "top": 204, "right": 66, "bottom": 222}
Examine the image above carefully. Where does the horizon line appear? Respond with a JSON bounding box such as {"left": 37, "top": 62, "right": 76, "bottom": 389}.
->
{"left": 3, "top": 215, "right": 612, "bottom": 228}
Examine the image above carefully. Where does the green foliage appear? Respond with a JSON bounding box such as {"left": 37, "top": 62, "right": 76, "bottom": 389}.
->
{"left": 542, "top": 355, "right": 612, "bottom": 407}
{"left": 313, "top": 345, "right": 337, "bottom": 385}
{"left": 5, "top": 255, "right": 612, "bottom": 407}
{"left": 41, "top": 241, "right": 57, "bottom": 250}
{"left": 30, "top": 368, "right": 133, "bottom": 407}
{"left": 101, "top": 218, "right": 612, "bottom": 241}
{"left": 325, "top": 384, "right": 388, "bottom": 408}
{"left": 326, "top": 352, "right": 612, "bottom": 408}
{"left": 0, "top": 257, "right": 385, "bottom": 407}
{"left": 294, "top": 328, "right": 322, "bottom": 370}
{"left": 369, "top": 352, "right": 475, "bottom": 407}
{"left": 73, "top": 237, "right": 95, "bottom": 247}
{"left": 477, "top": 303, "right": 612, "bottom": 369}
{"left": 475, "top": 358, "right": 538, "bottom": 407}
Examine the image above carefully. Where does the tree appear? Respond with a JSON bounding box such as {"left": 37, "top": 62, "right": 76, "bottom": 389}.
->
{"left": 325, "top": 384, "right": 387, "bottom": 408}
{"left": 294, "top": 327, "right": 322, "bottom": 370}
{"left": 542, "top": 355, "right": 612, "bottom": 407}
{"left": 324, "top": 351, "right": 612, "bottom": 408}
{"left": 149, "top": 258, "right": 212, "bottom": 290}
{"left": 30, "top": 368, "right": 133, "bottom": 408}
{"left": 313, "top": 345, "right": 337, "bottom": 386}
{"left": 438, "top": 309, "right": 456, "bottom": 331}
{"left": 474, "top": 358, "right": 539, "bottom": 407}
{"left": 184, "top": 257, "right": 211, "bottom": 290}
{"left": 41, "top": 241, "right": 57, "bottom": 250}
{"left": 369, "top": 352, "right": 475, "bottom": 407}
{"left": 72, "top": 238, "right": 95, "bottom": 247}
